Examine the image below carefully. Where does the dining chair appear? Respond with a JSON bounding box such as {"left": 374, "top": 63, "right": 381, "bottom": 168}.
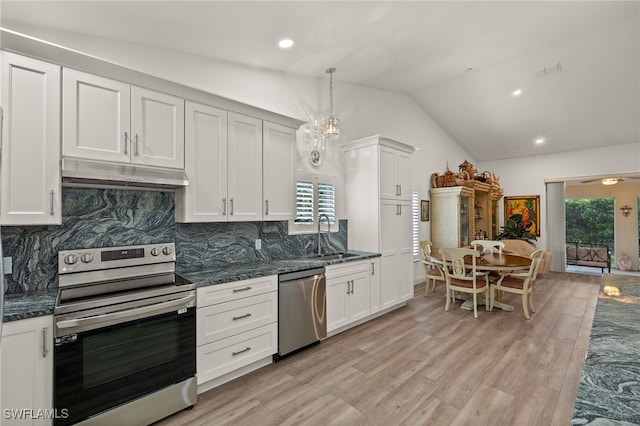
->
{"left": 439, "top": 247, "right": 490, "bottom": 318}
{"left": 490, "top": 249, "right": 544, "bottom": 319}
{"left": 419, "top": 240, "right": 445, "bottom": 295}
{"left": 471, "top": 240, "right": 505, "bottom": 254}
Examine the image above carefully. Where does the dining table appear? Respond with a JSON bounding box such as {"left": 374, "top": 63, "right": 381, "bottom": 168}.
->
{"left": 426, "top": 250, "right": 532, "bottom": 311}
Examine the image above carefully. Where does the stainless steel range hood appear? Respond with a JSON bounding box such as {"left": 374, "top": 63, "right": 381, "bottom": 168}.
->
{"left": 62, "top": 157, "right": 189, "bottom": 190}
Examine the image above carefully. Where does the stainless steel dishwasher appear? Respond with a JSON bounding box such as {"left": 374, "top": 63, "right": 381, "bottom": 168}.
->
{"left": 276, "top": 267, "right": 327, "bottom": 359}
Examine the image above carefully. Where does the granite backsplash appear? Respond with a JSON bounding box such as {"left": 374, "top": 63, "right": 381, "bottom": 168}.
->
{"left": 1, "top": 187, "right": 346, "bottom": 294}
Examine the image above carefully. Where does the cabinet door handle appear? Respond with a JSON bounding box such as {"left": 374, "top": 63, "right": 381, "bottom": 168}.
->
{"left": 49, "top": 190, "right": 54, "bottom": 215}
{"left": 396, "top": 185, "right": 401, "bottom": 196}
{"left": 230, "top": 198, "right": 234, "bottom": 215}
{"left": 232, "top": 347, "right": 252, "bottom": 356}
{"left": 42, "top": 327, "right": 48, "bottom": 358}
{"left": 265, "top": 199, "right": 269, "bottom": 215}
{"left": 346, "top": 281, "right": 350, "bottom": 295}
{"left": 124, "top": 132, "right": 129, "bottom": 155}
{"left": 371, "top": 262, "right": 375, "bottom": 275}
{"left": 232, "top": 313, "right": 252, "bottom": 321}
{"left": 222, "top": 198, "right": 227, "bottom": 215}
{"left": 135, "top": 134, "right": 140, "bottom": 155}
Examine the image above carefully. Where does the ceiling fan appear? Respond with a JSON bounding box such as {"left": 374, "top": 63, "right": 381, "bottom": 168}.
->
{"left": 579, "top": 176, "right": 640, "bottom": 185}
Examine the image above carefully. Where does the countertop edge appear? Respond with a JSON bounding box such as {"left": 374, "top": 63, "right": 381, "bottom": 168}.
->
{"left": 3, "top": 252, "right": 381, "bottom": 322}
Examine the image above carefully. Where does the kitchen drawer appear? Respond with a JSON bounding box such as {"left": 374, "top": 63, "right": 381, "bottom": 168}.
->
{"left": 197, "top": 275, "right": 277, "bottom": 307}
{"left": 196, "top": 323, "right": 277, "bottom": 385}
{"left": 197, "top": 292, "right": 277, "bottom": 345}
{"left": 325, "top": 259, "right": 369, "bottom": 279}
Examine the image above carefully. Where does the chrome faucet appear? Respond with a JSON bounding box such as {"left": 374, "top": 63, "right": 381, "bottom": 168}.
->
{"left": 317, "top": 214, "right": 331, "bottom": 256}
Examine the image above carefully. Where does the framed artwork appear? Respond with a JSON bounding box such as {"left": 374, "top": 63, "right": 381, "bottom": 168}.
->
{"left": 504, "top": 195, "right": 541, "bottom": 236}
{"left": 420, "top": 200, "right": 430, "bottom": 221}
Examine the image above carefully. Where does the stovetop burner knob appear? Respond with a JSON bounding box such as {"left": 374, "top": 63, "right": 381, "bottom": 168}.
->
{"left": 162, "top": 246, "right": 173, "bottom": 256}
{"left": 81, "top": 253, "right": 94, "bottom": 263}
{"left": 150, "top": 247, "right": 160, "bottom": 256}
{"left": 64, "top": 254, "right": 78, "bottom": 265}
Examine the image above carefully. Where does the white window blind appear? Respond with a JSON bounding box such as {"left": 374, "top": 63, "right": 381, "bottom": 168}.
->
{"left": 318, "top": 182, "right": 336, "bottom": 224}
{"left": 295, "top": 180, "right": 336, "bottom": 225}
{"left": 295, "top": 181, "right": 314, "bottom": 224}
{"left": 412, "top": 191, "right": 419, "bottom": 257}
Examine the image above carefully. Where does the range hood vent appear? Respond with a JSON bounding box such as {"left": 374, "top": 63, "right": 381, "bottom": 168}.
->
{"left": 62, "top": 157, "right": 189, "bottom": 190}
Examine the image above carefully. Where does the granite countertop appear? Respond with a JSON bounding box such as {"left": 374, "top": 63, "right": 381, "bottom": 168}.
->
{"left": 572, "top": 273, "right": 640, "bottom": 425}
{"left": 3, "top": 288, "right": 58, "bottom": 322}
{"left": 2, "top": 251, "right": 380, "bottom": 323}
{"left": 178, "top": 250, "right": 380, "bottom": 286}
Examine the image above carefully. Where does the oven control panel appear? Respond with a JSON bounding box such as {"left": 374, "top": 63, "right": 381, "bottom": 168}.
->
{"left": 59, "top": 243, "right": 176, "bottom": 274}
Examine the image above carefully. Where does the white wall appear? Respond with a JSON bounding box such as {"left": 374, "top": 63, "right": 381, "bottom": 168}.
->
{"left": 479, "top": 142, "right": 640, "bottom": 255}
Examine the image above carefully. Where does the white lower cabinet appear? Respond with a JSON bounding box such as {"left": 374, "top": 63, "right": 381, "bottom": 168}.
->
{"left": 326, "top": 260, "right": 372, "bottom": 333}
{"left": 196, "top": 276, "right": 277, "bottom": 392}
{"left": 1, "top": 316, "right": 53, "bottom": 426}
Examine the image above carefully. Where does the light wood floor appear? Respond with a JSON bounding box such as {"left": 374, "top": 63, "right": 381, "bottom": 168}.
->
{"left": 157, "top": 271, "right": 601, "bottom": 426}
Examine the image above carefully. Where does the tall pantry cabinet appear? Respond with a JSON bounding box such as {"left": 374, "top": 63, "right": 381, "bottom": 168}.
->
{"left": 343, "top": 135, "right": 415, "bottom": 311}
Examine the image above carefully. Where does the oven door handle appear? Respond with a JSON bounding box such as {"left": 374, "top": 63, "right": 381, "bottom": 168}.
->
{"left": 56, "top": 295, "right": 194, "bottom": 331}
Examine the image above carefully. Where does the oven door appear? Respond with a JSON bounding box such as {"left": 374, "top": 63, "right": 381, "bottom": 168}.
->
{"left": 54, "top": 300, "right": 196, "bottom": 426}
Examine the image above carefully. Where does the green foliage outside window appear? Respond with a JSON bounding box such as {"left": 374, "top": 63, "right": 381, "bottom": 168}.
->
{"left": 565, "top": 198, "right": 614, "bottom": 248}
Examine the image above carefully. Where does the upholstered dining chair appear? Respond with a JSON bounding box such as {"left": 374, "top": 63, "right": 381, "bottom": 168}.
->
{"left": 471, "top": 240, "right": 505, "bottom": 254}
{"left": 490, "top": 249, "right": 544, "bottom": 320}
{"left": 419, "top": 240, "right": 445, "bottom": 295}
{"left": 439, "top": 247, "right": 489, "bottom": 318}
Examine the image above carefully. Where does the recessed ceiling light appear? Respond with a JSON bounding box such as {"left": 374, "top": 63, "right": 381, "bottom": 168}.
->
{"left": 278, "top": 39, "right": 294, "bottom": 49}
{"left": 535, "top": 137, "right": 546, "bottom": 145}
{"left": 512, "top": 88, "right": 522, "bottom": 96}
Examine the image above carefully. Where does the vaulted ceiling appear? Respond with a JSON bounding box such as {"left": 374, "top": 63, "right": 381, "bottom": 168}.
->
{"left": 2, "top": 1, "right": 639, "bottom": 162}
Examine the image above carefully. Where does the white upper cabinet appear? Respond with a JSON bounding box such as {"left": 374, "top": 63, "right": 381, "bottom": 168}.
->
{"left": 262, "top": 121, "right": 296, "bottom": 221}
{"left": 63, "top": 68, "right": 184, "bottom": 169}
{"left": 176, "top": 101, "right": 228, "bottom": 222}
{"left": 131, "top": 86, "right": 185, "bottom": 168}
{"left": 177, "top": 107, "right": 298, "bottom": 223}
{"left": 227, "top": 112, "right": 263, "bottom": 221}
{"left": 379, "top": 146, "right": 412, "bottom": 200}
{"left": 1, "top": 52, "right": 61, "bottom": 225}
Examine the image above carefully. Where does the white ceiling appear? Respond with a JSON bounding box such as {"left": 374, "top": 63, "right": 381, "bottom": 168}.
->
{"left": 1, "top": 1, "right": 639, "bottom": 162}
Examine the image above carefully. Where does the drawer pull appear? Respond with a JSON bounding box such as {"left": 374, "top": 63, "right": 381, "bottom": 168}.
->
{"left": 232, "top": 346, "right": 252, "bottom": 356}
{"left": 233, "top": 286, "right": 252, "bottom": 293}
{"left": 232, "top": 313, "right": 252, "bottom": 321}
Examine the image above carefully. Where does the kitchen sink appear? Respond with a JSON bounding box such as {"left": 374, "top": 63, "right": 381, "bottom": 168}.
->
{"left": 310, "top": 252, "right": 360, "bottom": 261}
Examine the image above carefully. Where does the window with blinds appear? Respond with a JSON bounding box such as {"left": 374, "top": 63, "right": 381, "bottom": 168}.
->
{"left": 295, "top": 180, "right": 336, "bottom": 225}
{"left": 318, "top": 182, "right": 336, "bottom": 224}
{"left": 295, "top": 181, "right": 314, "bottom": 223}
{"left": 412, "top": 191, "right": 419, "bottom": 257}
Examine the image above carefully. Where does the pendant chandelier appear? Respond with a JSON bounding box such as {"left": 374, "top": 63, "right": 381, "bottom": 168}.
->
{"left": 323, "top": 67, "right": 340, "bottom": 140}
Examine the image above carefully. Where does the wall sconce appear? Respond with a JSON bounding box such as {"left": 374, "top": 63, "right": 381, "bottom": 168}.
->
{"left": 620, "top": 205, "right": 633, "bottom": 217}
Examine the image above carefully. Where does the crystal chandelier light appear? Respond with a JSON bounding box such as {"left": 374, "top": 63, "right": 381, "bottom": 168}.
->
{"left": 323, "top": 67, "right": 340, "bottom": 140}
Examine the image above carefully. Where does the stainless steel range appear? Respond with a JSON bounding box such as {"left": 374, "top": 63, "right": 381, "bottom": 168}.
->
{"left": 54, "top": 243, "right": 196, "bottom": 426}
